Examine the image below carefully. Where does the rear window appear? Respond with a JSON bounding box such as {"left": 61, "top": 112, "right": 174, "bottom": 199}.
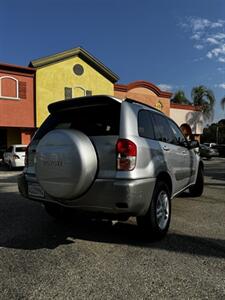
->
{"left": 16, "top": 147, "right": 26, "bottom": 152}
{"left": 34, "top": 103, "right": 121, "bottom": 141}
{"left": 138, "top": 110, "right": 155, "bottom": 140}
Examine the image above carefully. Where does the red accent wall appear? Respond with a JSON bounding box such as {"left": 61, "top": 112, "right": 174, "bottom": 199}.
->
{"left": 0, "top": 65, "right": 35, "bottom": 128}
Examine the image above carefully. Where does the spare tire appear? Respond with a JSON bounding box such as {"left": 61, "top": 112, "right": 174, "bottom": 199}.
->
{"left": 35, "top": 129, "right": 97, "bottom": 200}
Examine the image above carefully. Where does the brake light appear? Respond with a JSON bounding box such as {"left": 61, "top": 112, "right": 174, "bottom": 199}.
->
{"left": 116, "top": 139, "right": 137, "bottom": 171}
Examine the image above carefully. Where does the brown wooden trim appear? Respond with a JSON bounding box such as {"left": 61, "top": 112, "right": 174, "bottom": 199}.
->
{"left": 0, "top": 69, "right": 35, "bottom": 78}
{"left": 115, "top": 81, "right": 173, "bottom": 98}
{"left": 0, "top": 63, "right": 35, "bottom": 75}
{"left": 170, "top": 103, "right": 202, "bottom": 111}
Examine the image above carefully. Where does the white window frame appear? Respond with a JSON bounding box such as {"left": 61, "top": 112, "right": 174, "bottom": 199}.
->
{"left": 0, "top": 76, "right": 20, "bottom": 100}
{"left": 73, "top": 86, "right": 86, "bottom": 96}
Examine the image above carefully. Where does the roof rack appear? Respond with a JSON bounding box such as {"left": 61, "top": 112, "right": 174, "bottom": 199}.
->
{"left": 124, "top": 98, "right": 164, "bottom": 114}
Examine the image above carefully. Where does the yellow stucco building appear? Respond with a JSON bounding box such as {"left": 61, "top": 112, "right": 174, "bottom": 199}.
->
{"left": 29, "top": 47, "right": 119, "bottom": 127}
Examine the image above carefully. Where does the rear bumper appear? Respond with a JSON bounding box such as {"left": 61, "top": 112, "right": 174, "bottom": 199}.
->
{"left": 18, "top": 173, "right": 156, "bottom": 216}
{"left": 13, "top": 160, "right": 25, "bottom": 167}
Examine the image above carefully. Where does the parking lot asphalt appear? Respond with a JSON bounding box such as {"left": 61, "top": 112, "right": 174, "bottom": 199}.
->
{"left": 0, "top": 158, "right": 225, "bottom": 299}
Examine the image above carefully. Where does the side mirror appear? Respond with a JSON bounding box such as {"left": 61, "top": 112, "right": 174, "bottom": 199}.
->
{"left": 188, "top": 140, "right": 199, "bottom": 149}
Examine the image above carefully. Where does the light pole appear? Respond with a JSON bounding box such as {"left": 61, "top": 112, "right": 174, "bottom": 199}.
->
{"left": 216, "top": 125, "right": 219, "bottom": 144}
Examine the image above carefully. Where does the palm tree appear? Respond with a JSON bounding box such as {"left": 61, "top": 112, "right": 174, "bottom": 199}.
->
{"left": 221, "top": 96, "right": 225, "bottom": 110}
{"left": 171, "top": 90, "right": 192, "bottom": 105}
{"left": 191, "top": 85, "right": 215, "bottom": 121}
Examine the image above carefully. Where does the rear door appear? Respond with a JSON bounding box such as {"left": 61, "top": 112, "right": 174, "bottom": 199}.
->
{"left": 27, "top": 97, "right": 121, "bottom": 179}
{"left": 15, "top": 146, "right": 26, "bottom": 164}
{"left": 152, "top": 113, "right": 192, "bottom": 194}
{"left": 167, "top": 119, "right": 197, "bottom": 185}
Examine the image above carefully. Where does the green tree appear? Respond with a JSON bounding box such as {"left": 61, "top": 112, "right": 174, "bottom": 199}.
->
{"left": 191, "top": 85, "right": 215, "bottom": 121}
{"left": 221, "top": 96, "right": 225, "bottom": 110}
{"left": 201, "top": 120, "right": 225, "bottom": 144}
{"left": 171, "top": 90, "right": 191, "bottom": 105}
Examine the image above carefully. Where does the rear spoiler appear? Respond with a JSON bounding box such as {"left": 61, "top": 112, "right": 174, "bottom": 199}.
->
{"left": 48, "top": 95, "right": 122, "bottom": 114}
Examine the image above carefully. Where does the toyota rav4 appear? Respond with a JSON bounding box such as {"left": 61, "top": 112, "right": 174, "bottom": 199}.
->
{"left": 18, "top": 95, "right": 204, "bottom": 239}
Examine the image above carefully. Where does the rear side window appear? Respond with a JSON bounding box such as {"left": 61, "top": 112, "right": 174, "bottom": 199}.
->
{"left": 152, "top": 113, "right": 175, "bottom": 144}
{"left": 34, "top": 103, "right": 121, "bottom": 141}
{"left": 138, "top": 110, "right": 155, "bottom": 139}
{"left": 16, "top": 147, "right": 26, "bottom": 152}
{"left": 167, "top": 119, "right": 187, "bottom": 146}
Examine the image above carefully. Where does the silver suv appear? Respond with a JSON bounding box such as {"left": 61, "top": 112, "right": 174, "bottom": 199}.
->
{"left": 18, "top": 95, "right": 203, "bottom": 239}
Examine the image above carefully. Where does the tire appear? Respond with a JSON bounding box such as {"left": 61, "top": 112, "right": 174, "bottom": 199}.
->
{"left": 8, "top": 161, "right": 13, "bottom": 171}
{"left": 137, "top": 181, "right": 171, "bottom": 240}
{"left": 189, "top": 166, "right": 204, "bottom": 197}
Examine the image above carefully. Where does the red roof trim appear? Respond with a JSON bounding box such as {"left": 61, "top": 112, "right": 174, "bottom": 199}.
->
{"left": 115, "top": 80, "right": 173, "bottom": 98}
{"left": 170, "top": 103, "right": 202, "bottom": 111}
{"left": 0, "top": 62, "right": 35, "bottom": 74}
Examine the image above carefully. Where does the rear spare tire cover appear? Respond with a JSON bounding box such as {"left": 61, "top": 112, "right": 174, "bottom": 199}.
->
{"left": 35, "top": 129, "right": 97, "bottom": 199}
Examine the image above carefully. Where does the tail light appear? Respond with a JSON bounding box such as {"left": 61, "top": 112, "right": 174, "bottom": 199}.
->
{"left": 116, "top": 139, "right": 137, "bottom": 171}
{"left": 13, "top": 154, "right": 20, "bottom": 160}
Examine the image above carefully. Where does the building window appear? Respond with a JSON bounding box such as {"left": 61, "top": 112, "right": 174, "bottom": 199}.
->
{"left": 86, "top": 90, "right": 92, "bottom": 96}
{"left": 18, "top": 82, "right": 27, "bottom": 99}
{"left": 0, "top": 76, "right": 20, "bottom": 100}
{"left": 64, "top": 86, "right": 92, "bottom": 99}
{"left": 73, "top": 64, "right": 84, "bottom": 76}
{"left": 65, "top": 87, "right": 72, "bottom": 99}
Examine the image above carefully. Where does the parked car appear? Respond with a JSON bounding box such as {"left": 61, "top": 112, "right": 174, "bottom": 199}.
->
{"left": 3, "top": 144, "right": 27, "bottom": 169}
{"left": 18, "top": 95, "right": 203, "bottom": 239}
{"left": 0, "top": 146, "right": 6, "bottom": 160}
{"left": 212, "top": 144, "right": 225, "bottom": 157}
{"left": 199, "top": 144, "right": 219, "bottom": 159}
{"left": 203, "top": 142, "right": 216, "bottom": 148}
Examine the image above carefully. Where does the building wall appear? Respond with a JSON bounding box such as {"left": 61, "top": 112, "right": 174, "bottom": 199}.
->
{"left": 0, "top": 65, "right": 35, "bottom": 147}
{"left": 0, "top": 71, "right": 35, "bottom": 128}
{"left": 170, "top": 105, "right": 204, "bottom": 135}
{"left": 36, "top": 57, "right": 114, "bottom": 127}
{"left": 114, "top": 82, "right": 172, "bottom": 116}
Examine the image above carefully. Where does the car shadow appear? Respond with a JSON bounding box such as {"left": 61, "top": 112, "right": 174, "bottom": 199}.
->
{"left": 0, "top": 194, "right": 224, "bottom": 258}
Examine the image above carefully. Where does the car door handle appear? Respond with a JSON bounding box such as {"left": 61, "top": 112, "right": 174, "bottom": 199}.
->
{"left": 163, "top": 145, "right": 170, "bottom": 151}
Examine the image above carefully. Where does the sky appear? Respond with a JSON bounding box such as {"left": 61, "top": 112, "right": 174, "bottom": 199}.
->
{"left": 1, "top": 0, "right": 225, "bottom": 123}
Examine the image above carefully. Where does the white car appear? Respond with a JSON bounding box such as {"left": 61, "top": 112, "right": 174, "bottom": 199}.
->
{"left": 3, "top": 144, "right": 27, "bottom": 169}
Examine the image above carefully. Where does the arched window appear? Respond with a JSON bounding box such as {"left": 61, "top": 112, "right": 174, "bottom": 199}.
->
{"left": 64, "top": 86, "right": 92, "bottom": 99}
{"left": 0, "top": 76, "right": 19, "bottom": 99}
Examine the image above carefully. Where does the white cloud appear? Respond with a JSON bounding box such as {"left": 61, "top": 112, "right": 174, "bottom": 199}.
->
{"left": 193, "top": 57, "right": 204, "bottom": 62}
{"left": 207, "top": 44, "right": 225, "bottom": 62}
{"left": 206, "top": 37, "right": 219, "bottom": 45}
{"left": 179, "top": 17, "right": 225, "bottom": 63}
{"left": 211, "top": 44, "right": 225, "bottom": 57}
{"left": 157, "top": 84, "right": 173, "bottom": 91}
{"left": 189, "top": 18, "right": 225, "bottom": 32}
{"left": 206, "top": 52, "right": 213, "bottom": 58}
{"left": 189, "top": 17, "right": 210, "bottom": 31}
{"left": 217, "top": 67, "right": 225, "bottom": 73}
{"left": 210, "top": 20, "right": 225, "bottom": 28}
{"left": 191, "top": 33, "right": 202, "bottom": 40}
{"left": 213, "top": 33, "right": 225, "bottom": 40}
{"left": 218, "top": 57, "right": 225, "bottom": 63}
{"left": 215, "top": 83, "right": 225, "bottom": 89}
{"left": 194, "top": 44, "right": 204, "bottom": 50}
